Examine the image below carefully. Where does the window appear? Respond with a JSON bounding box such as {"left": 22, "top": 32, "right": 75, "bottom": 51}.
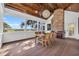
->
{"left": 43, "top": 26, "right": 45, "bottom": 30}
{"left": 42, "top": 23, "right": 45, "bottom": 31}
{"left": 32, "top": 20, "right": 37, "bottom": 30}
{"left": 26, "top": 20, "right": 37, "bottom": 31}
{"left": 3, "top": 16, "right": 25, "bottom": 32}
{"left": 68, "top": 23, "right": 75, "bottom": 36}
{"left": 3, "top": 15, "right": 45, "bottom": 32}
{"left": 47, "top": 24, "right": 51, "bottom": 31}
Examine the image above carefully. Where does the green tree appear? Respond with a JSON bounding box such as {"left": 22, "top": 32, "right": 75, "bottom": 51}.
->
{"left": 20, "top": 22, "right": 25, "bottom": 28}
{"left": 4, "top": 22, "right": 11, "bottom": 29}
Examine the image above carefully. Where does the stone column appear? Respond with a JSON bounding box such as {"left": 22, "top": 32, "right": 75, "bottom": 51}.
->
{"left": 51, "top": 9, "right": 64, "bottom": 32}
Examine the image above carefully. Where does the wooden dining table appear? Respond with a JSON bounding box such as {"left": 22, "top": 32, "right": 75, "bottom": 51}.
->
{"left": 35, "top": 32, "right": 53, "bottom": 47}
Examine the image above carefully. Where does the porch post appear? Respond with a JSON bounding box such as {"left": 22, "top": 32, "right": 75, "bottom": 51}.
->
{"left": 37, "top": 22, "right": 39, "bottom": 32}
{"left": 24, "top": 20, "right": 27, "bottom": 31}
{"left": 0, "top": 3, "right": 4, "bottom": 48}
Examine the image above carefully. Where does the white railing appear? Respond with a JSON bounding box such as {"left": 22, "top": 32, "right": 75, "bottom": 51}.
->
{"left": 3, "top": 31, "right": 35, "bottom": 43}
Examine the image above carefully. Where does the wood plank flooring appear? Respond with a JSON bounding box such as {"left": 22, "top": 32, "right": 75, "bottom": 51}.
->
{"left": 0, "top": 38, "right": 79, "bottom": 56}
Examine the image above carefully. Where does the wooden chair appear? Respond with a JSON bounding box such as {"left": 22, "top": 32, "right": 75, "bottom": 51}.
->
{"left": 37, "top": 35, "right": 45, "bottom": 47}
{"left": 44, "top": 33, "right": 52, "bottom": 47}
{"left": 40, "top": 33, "right": 53, "bottom": 47}
{"left": 35, "top": 32, "right": 45, "bottom": 47}
{"left": 49, "top": 31, "right": 56, "bottom": 45}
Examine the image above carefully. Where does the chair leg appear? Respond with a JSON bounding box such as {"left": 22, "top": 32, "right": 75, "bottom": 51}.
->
{"left": 41, "top": 41, "right": 44, "bottom": 47}
{"left": 44, "top": 41, "right": 46, "bottom": 47}
{"left": 45, "top": 41, "right": 48, "bottom": 47}
{"left": 48, "top": 41, "right": 52, "bottom": 47}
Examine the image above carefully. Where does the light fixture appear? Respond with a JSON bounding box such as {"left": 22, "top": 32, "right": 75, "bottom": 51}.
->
{"left": 42, "top": 10, "right": 51, "bottom": 18}
{"left": 35, "top": 10, "right": 38, "bottom": 13}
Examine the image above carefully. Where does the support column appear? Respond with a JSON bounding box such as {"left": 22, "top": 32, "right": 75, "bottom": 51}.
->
{"left": 51, "top": 9, "right": 64, "bottom": 32}
{"left": 24, "top": 20, "right": 27, "bottom": 31}
{"left": 0, "top": 3, "right": 4, "bottom": 48}
{"left": 36, "top": 22, "right": 38, "bottom": 32}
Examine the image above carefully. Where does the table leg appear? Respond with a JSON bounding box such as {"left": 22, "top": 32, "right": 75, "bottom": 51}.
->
{"left": 35, "top": 37, "right": 38, "bottom": 45}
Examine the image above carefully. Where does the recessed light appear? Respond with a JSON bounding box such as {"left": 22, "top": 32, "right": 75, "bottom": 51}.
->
{"left": 35, "top": 10, "right": 38, "bottom": 13}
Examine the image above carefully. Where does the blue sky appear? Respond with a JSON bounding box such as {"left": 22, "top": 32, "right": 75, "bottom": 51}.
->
{"left": 4, "top": 16, "right": 25, "bottom": 29}
{"left": 4, "top": 15, "right": 32, "bottom": 29}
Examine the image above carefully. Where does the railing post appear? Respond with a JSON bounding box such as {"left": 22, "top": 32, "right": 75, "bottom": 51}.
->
{"left": 0, "top": 3, "right": 4, "bottom": 48}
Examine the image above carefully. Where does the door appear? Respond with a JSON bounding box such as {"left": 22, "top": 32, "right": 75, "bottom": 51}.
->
{"left": 67, "top": 23, "right": 75, "bottom": 38}
{"left": 64, "top": 11, "right": 78, "bottom": 39}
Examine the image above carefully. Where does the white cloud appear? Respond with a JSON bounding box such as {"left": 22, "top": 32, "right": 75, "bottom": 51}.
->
{"left": 10, "top": 24, "right": 21, "bottom": 29}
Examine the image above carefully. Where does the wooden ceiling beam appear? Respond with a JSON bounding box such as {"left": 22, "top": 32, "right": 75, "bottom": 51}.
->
{"left": 47, "top": 3, "right": 58, "bottom": 10}
{"left": 5, "top": 3, "right": 40, "bottom": 17}
{"left": 66, "top": 3, "right": 79, "bottom": 12}
{"left": 56, "top": 3, "right": 72, "bottom": 9}
{"left": 12, "top": 3, "right": 39, "bottom": 16}
{"left": 6, "top": 3, "right": 26, "bottom": 12}
{"left": 22, "top": 3, "right": 42, "bottom": 11}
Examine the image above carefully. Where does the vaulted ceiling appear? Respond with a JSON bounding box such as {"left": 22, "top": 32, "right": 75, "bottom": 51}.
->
{"left": 4, "top": 3, "right": 79, "bottom": 19}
